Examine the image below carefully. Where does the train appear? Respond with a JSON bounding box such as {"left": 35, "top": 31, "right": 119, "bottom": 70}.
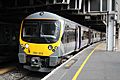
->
{"left": 0, "top": 23, "right": 19, "bottom": 63}
{"left": 18, "top": 12, "right": 105, "bottom": 72}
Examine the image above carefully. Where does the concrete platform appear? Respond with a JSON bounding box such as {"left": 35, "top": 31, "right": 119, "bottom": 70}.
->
{"left": 42, "top": 40, "right": 120, "bottom": 80}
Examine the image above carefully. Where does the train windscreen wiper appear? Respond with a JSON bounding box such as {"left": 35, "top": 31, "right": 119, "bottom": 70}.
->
{"left": 40, "top": 31, "right": 51, "bottom": 43}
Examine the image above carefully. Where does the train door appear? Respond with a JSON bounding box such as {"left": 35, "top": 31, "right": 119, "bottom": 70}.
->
{"left": 75, "top": 26, "right": 81, "bottom": 50}
{"left": 78, "top": 26, "right": 81, "bottom": 49}
{"left": 88, "top": 29, "right": 92, "bottom": 44}
{"left": 61, "top": 25, "right": 71, "bottom": 54}
{"left": 63, "top": 24, "right": 76, "bottom": 54}
{"left": 81, "top": 27, "right": 89, "bottom": 48}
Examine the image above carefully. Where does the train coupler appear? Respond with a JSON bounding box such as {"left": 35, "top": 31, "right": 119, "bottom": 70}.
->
{"left": 31, "top": 57, "right": 41, "bottom": 68}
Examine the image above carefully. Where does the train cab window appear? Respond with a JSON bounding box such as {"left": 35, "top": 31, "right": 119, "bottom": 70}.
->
{"left": 22, "top": 20, "right": 60, "bottom": 43}
{"left": 23, "top": 22, "right": 39, "bottom": 37}
{"left": 41, "top": 21, "right": 60, "bottom": 39}
{"left": 41, "top": 23, "right": 56, "bottom": 35}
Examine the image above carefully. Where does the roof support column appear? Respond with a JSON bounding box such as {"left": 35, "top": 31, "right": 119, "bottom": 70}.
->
{"left": 107, "top": 14, "right": 114, "bottom": 51}
{"left": 118, "top": 27, "right": 120, "bottom": 39}
{"left": 53, "top": 0, "right": 56, "bottom": 4}
{"left": 62, "top": 0, "right": 65, "bottom": 3}
{"left": 83, "top": 0, "right": 85, "bottom": 13}
{"left": 67, "top": 0, "right": 70, "bottom": 4}
{"left": 113, "top": 21, "right": 116, "bottom": 50}
{"left": 75, "top": 0, "right": 78, "bottom": 9}
{"left": 100, "top": 0, "right": 103, "bottom": 12}
{"left": 107, "top": 0, "right": 116, "bottom": 51}
{"left": 88, "top": 0, "right": 90, "bottom": 12}
{"left": 79, "top": 0, "right": 82, "bottom": 9}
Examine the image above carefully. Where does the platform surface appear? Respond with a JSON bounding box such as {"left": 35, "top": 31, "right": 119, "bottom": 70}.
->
{"left": 42, "top": 40, "right": 120, "bottom": 80}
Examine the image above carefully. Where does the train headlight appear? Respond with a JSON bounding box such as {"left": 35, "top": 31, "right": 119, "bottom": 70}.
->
{"left": 48, "top": 45, "right": 53, "bottom": 50}
{"left": 25, "top": 44, "right": 29, "bottom": 49}
{"left": 54, "top": 46, "right": 58, "bottom": 50}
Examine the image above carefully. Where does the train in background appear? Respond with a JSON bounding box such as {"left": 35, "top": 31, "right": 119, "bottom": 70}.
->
{"left": 0, "top": 23, "right": 19, "bottom": 63}
{"left": 18, "top": 12, "right": 105, "bottom": 72}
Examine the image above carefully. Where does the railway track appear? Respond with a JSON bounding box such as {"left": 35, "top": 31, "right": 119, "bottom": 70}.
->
{"left": 0, "top": 64, "right": 49, "bottom": 80}
{"left": 0, "top": 51, "right": 78, "bottom": 80}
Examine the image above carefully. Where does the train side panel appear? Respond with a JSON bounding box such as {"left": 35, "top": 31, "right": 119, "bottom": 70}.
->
{"left": 60, "top": 20, "right": 80, "bottom": 56}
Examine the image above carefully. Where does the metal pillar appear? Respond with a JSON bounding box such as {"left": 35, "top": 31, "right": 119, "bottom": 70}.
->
{"left": 53, "top": 0, "right": 56, "bottom": 4}
{"left": 62, "top": 0, "right": 65, "bottom": 3}
{"left": 100, "top": 0, "right": 103, "bottom": 12}
{"left": 118, "top": 27, "right": 120, "bottom": 39}
{"left": 88, "top": 0, "right": 90, "bottom": 12}
{"left": 83, "top": 0, "right": 85, "bottom": 13}
{"left": 113, "top": 21, "right": 116, "bottom": 50}
{"left": 79, "top": 0, "right": 82, "bottom": 9}
{"left": 107, "top": 14, "right": 114, "bottom": 51}
{"left": 107, "top": 0, "right": 116, "bottom": 51}
{"left": 67, "top": 0, "right": 70, "bottom": 9}
{"left": 67, "top": 0, "right": 70, "bottom": 4}
{"left": 106, "top": 20, "right": 108, "bottom": 50}
{"left": 107, "top": 0, "right": 112, "bottom": 11}
{"left": 75, "top": 0, "right": 77, "bottom": 9}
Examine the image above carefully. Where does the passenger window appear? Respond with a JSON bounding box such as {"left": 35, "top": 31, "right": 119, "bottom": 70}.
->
{"left": 61, "top": 25, "right": 76, "bottom": 43}
{"left": 82, "top": 31, "right": 89, "bottom": 40}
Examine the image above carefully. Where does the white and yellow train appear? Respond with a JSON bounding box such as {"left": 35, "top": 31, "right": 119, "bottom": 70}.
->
{"left": 18, "top": 12, "right": 105, "bottom": 72}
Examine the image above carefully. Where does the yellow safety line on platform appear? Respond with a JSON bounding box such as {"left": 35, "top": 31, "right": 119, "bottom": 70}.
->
{"left": 72, "top": 44, "right": 100, "bottom": 80}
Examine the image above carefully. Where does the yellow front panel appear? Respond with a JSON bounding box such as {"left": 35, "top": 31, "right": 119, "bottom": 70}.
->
{"left": 19, "top": 19, "right": 64, "bottom": 57}
{"left": 20, "top": 39, "right": 60, "bottom": 56}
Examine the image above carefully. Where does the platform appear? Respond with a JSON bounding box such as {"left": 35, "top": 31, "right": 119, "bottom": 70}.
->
{"left": 42, "top": 40, "right": 120, "bottom": 80}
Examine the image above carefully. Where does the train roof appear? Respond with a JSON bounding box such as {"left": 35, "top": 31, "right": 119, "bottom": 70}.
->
{"left": 25, "top": 11, "right": 94, "bottom": 31}
{"left": 25, "top": 12, "right": 63, "bottom": 20}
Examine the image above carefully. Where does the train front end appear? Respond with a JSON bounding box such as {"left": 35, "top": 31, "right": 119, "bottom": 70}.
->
{"left": 18, "top": 12, "right": 64, "bottom": 72}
